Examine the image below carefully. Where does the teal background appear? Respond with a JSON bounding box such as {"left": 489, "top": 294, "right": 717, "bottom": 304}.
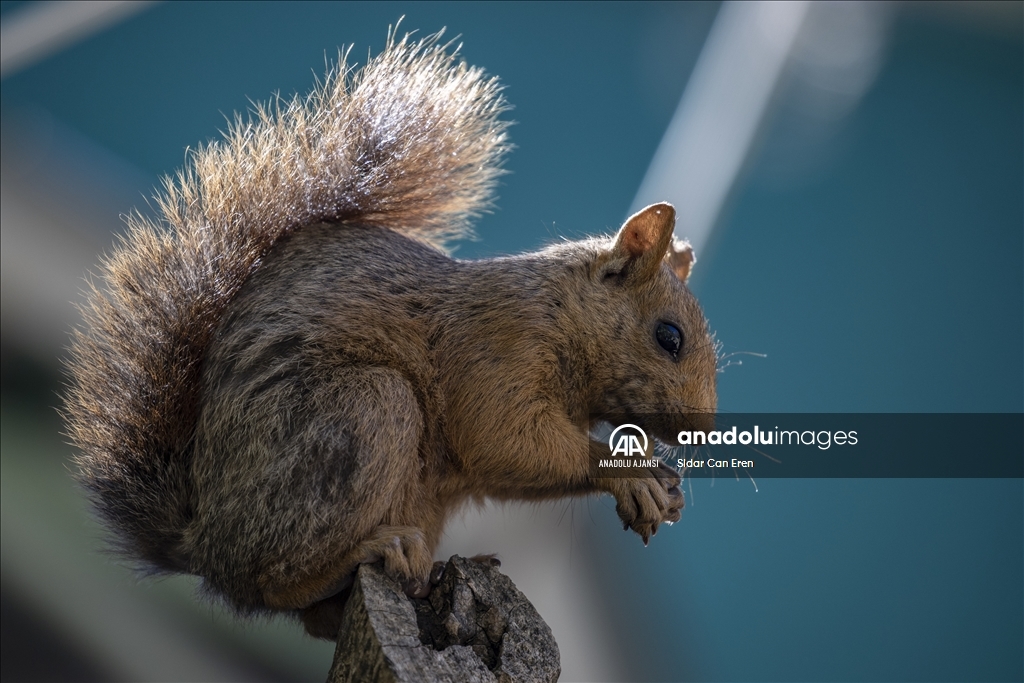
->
{"left": 2, "top": 2, "right": 1021, "bottom": 681}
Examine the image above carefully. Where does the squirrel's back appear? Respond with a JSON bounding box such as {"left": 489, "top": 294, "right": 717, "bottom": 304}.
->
{"left": 63, "top": 32, "right": 509, "bottom": 574}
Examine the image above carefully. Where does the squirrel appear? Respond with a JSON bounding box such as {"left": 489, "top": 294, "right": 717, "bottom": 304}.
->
{"left": 63, "top": 31, "right": 717, "bottom": 640}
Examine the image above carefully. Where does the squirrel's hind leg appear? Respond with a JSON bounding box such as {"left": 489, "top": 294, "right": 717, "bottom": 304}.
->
{"left": 264, "top": 524, "right": 433, "bottom": 609}
{"left": 239, "top": 365, "right": 436, "bottom": 616}
{"left": 289, "top": 524, "right": 433, "bottom": 640}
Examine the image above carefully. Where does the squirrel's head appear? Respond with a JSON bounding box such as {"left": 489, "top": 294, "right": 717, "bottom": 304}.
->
{"left": 571, "top": 203, "right": 717, "bottom": 442}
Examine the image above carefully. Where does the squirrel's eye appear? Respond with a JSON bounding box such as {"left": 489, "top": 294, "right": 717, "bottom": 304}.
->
{"left": 656, "top": 322, "right": 683, "bottom": 359}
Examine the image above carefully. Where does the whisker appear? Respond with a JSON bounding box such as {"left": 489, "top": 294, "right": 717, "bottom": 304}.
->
{"left": 743, "top": 442, "right": 781, "bottom": 464}
{"left": 716, "top": 350, "right": 766, "bottom": 374}
{"left": 718, "top": 350, "right": 767, "bottom": 362}
{"left": 717, "top": 359, "right": 743, "bottom": 373}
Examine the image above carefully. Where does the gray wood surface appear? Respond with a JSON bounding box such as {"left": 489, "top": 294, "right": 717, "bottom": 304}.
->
{"left": 327, "top": 556, "right": 560, "bottom": 682}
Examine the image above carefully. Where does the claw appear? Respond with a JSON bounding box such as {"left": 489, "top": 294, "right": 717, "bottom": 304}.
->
{"left": 404, "top": 578, "right": 431, "bottom": 599}
{"left": 469, "top": 553, "right": 501, "bottom": 568}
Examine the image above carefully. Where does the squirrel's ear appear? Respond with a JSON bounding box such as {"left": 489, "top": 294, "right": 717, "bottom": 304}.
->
{"left": 666, "top": 238, "right": 696, "bottom": 282}
{"left": 608, "top": 203, "right": 676, "bottom": 284}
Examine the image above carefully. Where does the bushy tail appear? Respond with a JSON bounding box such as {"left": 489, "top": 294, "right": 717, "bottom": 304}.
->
{"left": 63, "top": 30, "right": 509, "bottom": 573}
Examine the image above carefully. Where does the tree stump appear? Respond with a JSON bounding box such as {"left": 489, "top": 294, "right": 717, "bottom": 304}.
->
{"left": 327, "top": 555, "right": 560, "bottom": 682}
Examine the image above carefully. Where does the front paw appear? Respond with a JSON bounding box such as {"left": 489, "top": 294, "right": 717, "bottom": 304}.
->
{"left": 605, "top": 461, "right": 684, "bottom": 545}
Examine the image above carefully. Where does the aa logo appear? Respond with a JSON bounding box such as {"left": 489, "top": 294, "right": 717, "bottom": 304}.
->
{"left": 608, "top": 424, "right": 649, "bottom": 457}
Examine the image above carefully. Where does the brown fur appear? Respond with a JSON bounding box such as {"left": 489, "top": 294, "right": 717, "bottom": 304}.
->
{"left": 63, "top": 31, "right": 716, "bottom": 641}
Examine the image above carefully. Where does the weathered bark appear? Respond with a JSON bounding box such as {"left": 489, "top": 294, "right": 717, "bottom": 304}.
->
{"left": 327, "top": 556, "right": 560, "bottom": 683}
